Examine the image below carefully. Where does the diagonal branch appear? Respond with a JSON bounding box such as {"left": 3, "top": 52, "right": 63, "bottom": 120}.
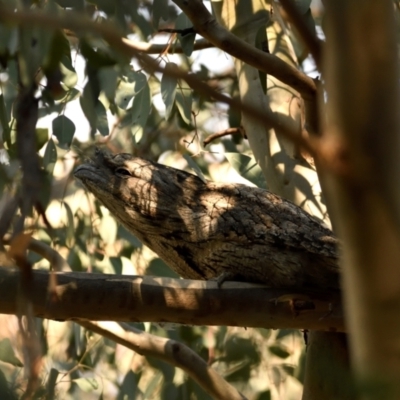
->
{"left": 171, "top": 0, "right": 317, "bottom": 100}
{"left": 80, "top": 321, "right": 247, "bottom": 400}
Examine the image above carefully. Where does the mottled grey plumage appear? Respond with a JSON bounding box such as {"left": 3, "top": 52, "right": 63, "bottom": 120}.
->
{"left": 74, "top": 149, "right": 340, "bottom": 290}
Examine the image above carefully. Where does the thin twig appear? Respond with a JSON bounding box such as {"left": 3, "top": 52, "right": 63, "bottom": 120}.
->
{"left": 79, "top": 321, "right": 247, "bottom": 400}
{"left": 279, "top": 0, "right": 322, "bottom": 68}
{"left": 203, "top": 127, "right": 246, "bottom": 146}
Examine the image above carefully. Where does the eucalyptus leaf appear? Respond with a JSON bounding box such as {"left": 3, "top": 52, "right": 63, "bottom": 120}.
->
{"left": 73, "top": 377, "right": 99, "bottom": 392}
{"left": 131, "top": 80, "right": 151, "bottom": 129}
{"left": 175, "top": 82, "right": 192, "bottom": 125}
{"left": 43, "top": 138, "right": 57, "bottom": 176}
{"left": 52, "top": 115, "right": 75, "bottom": 149}
{"left": 225, "top": 152, "right": 266, "bottom": 189}
{"left": 161, "top": 63, "right": 178, "bottom": 119}
{"left": 96, "top": 100, "right": 109, "bottom": 136}
{"left": 152, "top": 0, "right": 169, "bottom": 28}
{"left": 176, "top": 12, "right": 195, "bottom": 56}
{"left": 0, "top": 338, "right": 23, "bottom": 367}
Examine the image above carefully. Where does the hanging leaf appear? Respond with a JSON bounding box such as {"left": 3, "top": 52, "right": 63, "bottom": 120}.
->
{"left": 63, "top": 201, "right": 75, "bottom": 248}
{"left": 131, "top": 80, "right": 151, "bottom": 133}
{"left": 43, "top": 138, "right": 57, "bottom": 176}
{"left": 52, "top": 115, "right": 75, "bottom": 149}
{"left": 175, "top": 81, "right": 192, "bottom": 124}
{"left": 176, "top": 13, "right": 196, "bottom": 56}
{"left": 98, "top": 66, "right": 118, "bottom": 101}
{"left": 161, "top": 62, "right": 178, "bottom": 119}
{"left": 96, "top": 101, "right": 109, "bottom": 136}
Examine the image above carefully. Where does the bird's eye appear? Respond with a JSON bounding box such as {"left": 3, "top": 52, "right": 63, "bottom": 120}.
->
{"left": 115, "top": 167, "right": 131, "bottom": 177}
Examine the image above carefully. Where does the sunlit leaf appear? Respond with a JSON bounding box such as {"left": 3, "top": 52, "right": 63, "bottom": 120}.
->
{"left": 60, "top": 55, "right": 78, "bottom": 89}
{"left": 52, "top": 115, "right": 75, "bottom": 149}
{"left": 73, "top": 377, "right": 99, "bottom": 392}
{"left": 99, "top": 214, "right": 117, "bottom": 244}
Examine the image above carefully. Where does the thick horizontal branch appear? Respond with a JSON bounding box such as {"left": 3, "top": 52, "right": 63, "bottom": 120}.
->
{"left": 0, "top": 267, "right": 344, "bottom": 332}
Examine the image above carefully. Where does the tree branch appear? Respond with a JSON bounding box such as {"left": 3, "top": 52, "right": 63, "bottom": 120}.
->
{"left": 203, "top": 127, "right": 246, "bottom": 146}
{"left": 171, "top": 0, "right": 317, "bottom": 101}
{"left": 0, "top": 267, "right": 344, "bottom": 331}
{"left": 279, "top": 0, "right": 322, "bottom": 68}
{"left": 80, "top": 321, "right": 246, "bottom": 400}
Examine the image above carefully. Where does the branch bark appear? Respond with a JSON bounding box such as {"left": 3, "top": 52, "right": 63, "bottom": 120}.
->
{"left": 80, "top": 321, "right": 246, "bottom": 400}
{"left": 0, "top": 267, "right": 344, "bottom": 331}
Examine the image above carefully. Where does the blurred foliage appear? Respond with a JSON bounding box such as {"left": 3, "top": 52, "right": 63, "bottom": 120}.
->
{"left": 0, "top": 0, "right": 324, "bottom": 398}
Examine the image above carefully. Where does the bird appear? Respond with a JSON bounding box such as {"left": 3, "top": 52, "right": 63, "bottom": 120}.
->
{"left": 74, "top": 149, "right": 340, "bottom": 291}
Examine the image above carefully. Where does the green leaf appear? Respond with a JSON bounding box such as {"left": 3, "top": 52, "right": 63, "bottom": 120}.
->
{"left": 96, "top": 101, "right": 109, "bottom": 136}
{"left": 80, "top": 84, "right": 97, "bottom": 134}
{"left": 0, "top": 24, "right": 18, "bottom": 56}
{"left": 131, "top": 80, "right": 151, "bottom": 131}
{"left": 152, "top": 0, "right": 169, "bottom": 28}
{"left": 268, "top": 343, "right": 291, "bottom": 359}
{"left": 110, "top": 257, "right": 123, "bottom": 275}
{"left": 60, "top": 55, "right": 78, "bottom": 89}
{"left": 43, "top": 139, "right": 57, "bottom": 176}
{"left": 0, "top": 338, "right": 23, "bottom": 367}
{"left": 73, "top": 377, "right": 99, "bottom": 392}
{"left": 183, "top": 154, "right": 206, "bottom": 183}
{"left": 293, "top": 0, "right": 312, "bottom": 14}
{"left": 0, "top": 94, "right": 11, "bottom": 145}
{"left": 176, "top": 13, "right": 196, "bottom": 56}
{"left": 175, "top": 81, "right": 192, "bottom": 124}
{"left": 98, "top": 67, "right": 118, "bottom": 101}
{"left": 161, "top": 63, "right": 178, "bottom": 119}
{"left": 225, "top": 152, "right": 266, "bottom": 189}
{"left": 63, "top": 201, "right": 75, "bottom": 248}
{"left": 147, "top": 258, "right": 179, "bottom": 279}
{"left": 116, "top": 81, "right": 135, "bottom": 109}
{"left": 35, "top": 128, "right": 49, "bottom": 151}
{"left": 19, "top": 28, "right": 53, "bottom": 87}
{"left": 52, "top": 115, "right": 75, "bottom": 149}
